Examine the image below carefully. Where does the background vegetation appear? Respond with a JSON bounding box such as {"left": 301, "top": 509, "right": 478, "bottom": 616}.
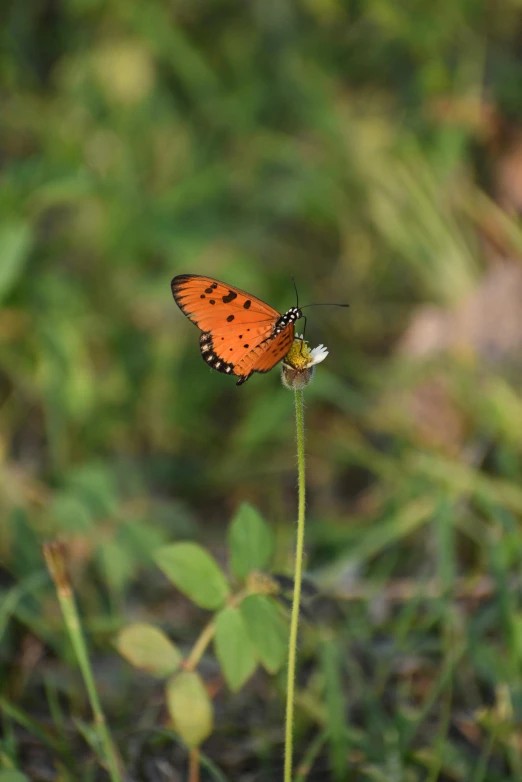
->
{"left": 3, "top": 0, "right": 522, "bottom": 779}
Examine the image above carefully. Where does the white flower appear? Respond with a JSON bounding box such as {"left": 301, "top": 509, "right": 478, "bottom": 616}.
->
{"left": 281, "top": 336, "right": 329, "bottom": 390}
{"left": 309, "top": 344, "right": 328, "bottom": 365}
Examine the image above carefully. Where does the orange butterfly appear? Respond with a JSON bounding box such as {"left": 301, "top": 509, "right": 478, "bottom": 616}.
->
{"left": 171, "top": 274, "right": 303, "bottom": 385}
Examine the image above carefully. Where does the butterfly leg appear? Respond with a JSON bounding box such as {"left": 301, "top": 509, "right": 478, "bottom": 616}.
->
{"left": 300, "top": 315, "right": 308, "bottom": 354}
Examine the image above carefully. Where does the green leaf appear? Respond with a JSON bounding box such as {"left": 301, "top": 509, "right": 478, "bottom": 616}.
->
{"left": 116, "top": 622, "right": 182, "bottom": 676}
{"left": 240, "top": 594, "right": 287, "bottom": 673}
{"left": 0, "top": 773, "right": 31, "bottom": 782}
{"left": 167, "top": 671, "right": 213, "bottom": 747}
{"left": 228, "top": 503, "right": 275, "bottom": 580}
{"left": 214, "top": 606, "right": 257, "bottom": 691}
{"left": 0, "top": 221, "right": 32, "bottom": 302}
{"left": 155, "top": 542, "right": 229, "bottom": 609}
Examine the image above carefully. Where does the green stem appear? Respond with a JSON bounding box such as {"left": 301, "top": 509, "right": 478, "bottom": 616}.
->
{"left": 183, "top": 589, "right": 249, "bottom": 673}
{"left": 285, "top": 388, "right": 306, "bottom": 782}
{"left": 184, "top": 619, "right": 216, "bottom": 672}
{"left": 44, "top": 545, "right": 122, "bottom": 782}
{"left": 58, "top": 591, "right": 123, "bottom": 782}
{"left": 295, "top": 729, "right": 328, "bottom": 782}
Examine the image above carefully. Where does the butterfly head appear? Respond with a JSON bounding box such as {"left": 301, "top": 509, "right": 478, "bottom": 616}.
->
{"left": 274, "top": 307, "right": 302, "bottom": 334}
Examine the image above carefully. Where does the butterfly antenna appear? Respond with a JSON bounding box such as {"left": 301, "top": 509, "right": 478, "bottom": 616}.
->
{"left": 300, "top": 302, "right": 350, "bottom": 309}
{"left": 291, "top": 275, "right": 299, "bottom": 309}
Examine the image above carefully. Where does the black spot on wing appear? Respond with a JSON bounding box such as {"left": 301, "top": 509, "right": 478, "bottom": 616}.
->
{"left": 227, "top": 314, "right": 234, "bottom": 322}
{"left": 244, "top": 300, "right": 251, "bottom": 309}
{"left": 222, "top": 290, "right": 238, "bottom": 304}
{"left": 205, "top": 287, "right": 213, "bottom": 294}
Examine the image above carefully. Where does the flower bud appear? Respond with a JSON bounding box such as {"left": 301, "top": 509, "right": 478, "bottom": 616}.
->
{"left": 281, "top": 336, "right": 328, "bottom": 391}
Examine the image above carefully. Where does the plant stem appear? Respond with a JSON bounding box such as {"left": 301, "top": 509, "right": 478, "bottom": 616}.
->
{"left": 284, "top": 388, "right": 306, "bottom": 782}
{"left": 188, "top": 747, "right": 200, "bottom": 782}
{"left": 184, "top": 619, "right": 216, "bottom": 672}
{"left": 43, "top": 543, "right": 123, "bottom": 782}
{"left": 183, "top": 589, "right": 250, "bottom": 673}
{"left": 295, "top": 729, "right": 328, "bottom": 782}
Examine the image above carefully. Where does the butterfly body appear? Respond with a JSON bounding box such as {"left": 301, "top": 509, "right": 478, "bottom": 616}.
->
{"left": 171, "top": 274, "right": 302, "bottom": 385}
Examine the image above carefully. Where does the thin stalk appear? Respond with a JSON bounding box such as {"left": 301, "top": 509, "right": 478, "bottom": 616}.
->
{"left": 295, "top": 729, "right": 328, "bottom": 781}
{"left": 284, "top": 388, "right": 306, "bottom": 782}
{"left": 184, "top": 589, "right": 250, "bottom": 673}
{"left": 43, "top": 543, "right": 123, "bottom": 782}
{"left": 184, "top": 619, "right": 216, "bottom": 672}
{"left": 188, "top": 747, "right": 200, "bottom": 782}
{"left": 0, "top": 695, "right": 63, "bottom": 754}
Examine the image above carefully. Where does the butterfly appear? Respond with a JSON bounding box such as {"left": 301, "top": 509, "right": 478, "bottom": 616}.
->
{"left": 171, "top": 274, "right": 303, "bottom": 385}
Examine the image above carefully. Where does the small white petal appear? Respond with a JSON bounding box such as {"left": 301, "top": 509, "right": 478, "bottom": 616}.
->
{"left": 309, "top": 344, "right": 328, "bottom": 365}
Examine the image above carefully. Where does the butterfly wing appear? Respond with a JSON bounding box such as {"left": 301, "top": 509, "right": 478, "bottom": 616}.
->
{"left": 172, "top": 274, "right": 293, "bottom": 384}
{"left": 172, "top": 274, "right": 279, "bottom": 330}
{"left": 234, "top": 325, "right": 295, "bottom": 385}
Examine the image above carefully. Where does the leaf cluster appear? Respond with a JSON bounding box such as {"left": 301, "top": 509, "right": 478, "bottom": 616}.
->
{"left": 117, "top": 504, "right": 287, "bottom": 748}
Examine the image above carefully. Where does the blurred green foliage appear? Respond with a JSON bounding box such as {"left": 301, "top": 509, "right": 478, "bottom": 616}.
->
{"left": 3, "top": 0, "right": 522, "bottom": 778}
